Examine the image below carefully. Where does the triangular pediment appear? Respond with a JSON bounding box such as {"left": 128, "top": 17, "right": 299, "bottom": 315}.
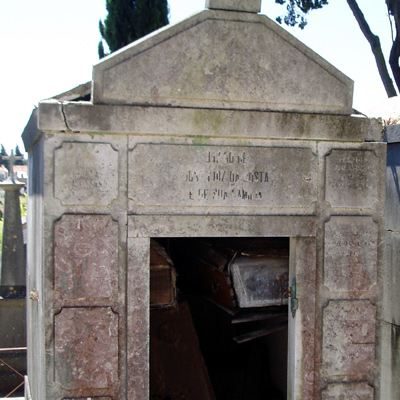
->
{"left": 92, "top": 9, "right": 353, "bottom": 114}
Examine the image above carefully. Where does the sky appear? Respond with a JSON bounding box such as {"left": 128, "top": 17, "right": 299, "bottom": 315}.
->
{"left": 0, "top": 0, "right": 399, "bottom": 153}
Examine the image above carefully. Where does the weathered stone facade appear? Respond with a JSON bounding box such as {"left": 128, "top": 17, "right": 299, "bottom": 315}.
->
{"left": 23, "top": 0, "right": 388, "bottom": 399}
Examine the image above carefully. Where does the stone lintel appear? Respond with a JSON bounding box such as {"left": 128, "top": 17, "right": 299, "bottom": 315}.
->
{"left": 206, "top": 0, "right": 261, "bottom": 13}
{"left": 37, "top": 100, "right": 382, "bottom": 143}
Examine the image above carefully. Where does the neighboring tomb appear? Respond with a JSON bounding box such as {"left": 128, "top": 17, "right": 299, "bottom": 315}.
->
{"left": 381, "top": 124, "right": 400, "bottom": 400}
{"left": 23, "top": 0, "right": 387, "bottom": 399}
{"left": 0, "top": 151, "right": 27, "bottom": 397}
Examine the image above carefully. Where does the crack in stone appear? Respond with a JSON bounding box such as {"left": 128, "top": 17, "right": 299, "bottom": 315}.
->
{"left": 382, "top": 319, "right": 400, "bottom": 329}
{"left": 60, "top": 102, "right": 72, "bottom": 131}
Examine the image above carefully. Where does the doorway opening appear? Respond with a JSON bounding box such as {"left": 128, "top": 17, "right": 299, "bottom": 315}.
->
{"left": 150, "top": 237, "right": 289, "bottom": 400}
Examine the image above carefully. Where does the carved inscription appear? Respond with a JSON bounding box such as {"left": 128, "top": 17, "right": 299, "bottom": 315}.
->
{"left": 55, "top": 142, "right": 119, "bottom": 206}
{"left": 322, "top": 383, "right": 374, "bottom": 399}
{"left": 54, "top": 215, "right": 118, "bottom": 305}
{"left": 55, "top": 307, "right": 118, "bottom": 391}
{"left": 129, "top": 144, "right": 317, "bottom": 211}
{"left": 186, "top": 150, "right": 268, "bottom": 201}
{"left": 325, "top": 149, "right": 378, "bottom": 208}
{"left": 324, "top": 217, "right": 378, "bottom": 293}
{"left": 322, "top": 301, "right": 375, "bottom": 381}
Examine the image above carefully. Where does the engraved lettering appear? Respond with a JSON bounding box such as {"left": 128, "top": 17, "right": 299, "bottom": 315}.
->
{"left": 129, "top": 144, "right": 317, "bottom": 211}
{"left": 207, "top": 151, "right": 246, "bottom": 164}
{"left": 186, "top": 170, "right": 199, "bottom": 182}
{"left": 325, "top": 149, "right": 378, "bottom": 208}
{"left": 55, "top": 142, "right": 118, "bottom": 206}
{"left": 183, "top": 150, "right": 271, "bottom": 203}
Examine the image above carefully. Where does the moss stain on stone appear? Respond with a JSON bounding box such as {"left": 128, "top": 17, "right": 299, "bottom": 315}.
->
{"left": 192, "top": 110, "right": 224, "bottom": 134}
{"left": 192, "top": 135, "right": 210, "bottom": 146}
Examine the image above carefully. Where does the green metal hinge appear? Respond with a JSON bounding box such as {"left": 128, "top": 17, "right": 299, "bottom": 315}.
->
{"left": 289, "top": 277, "right": 298, "bottom": 318}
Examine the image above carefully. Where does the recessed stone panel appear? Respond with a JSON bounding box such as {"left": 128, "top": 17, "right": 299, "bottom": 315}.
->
{"left": 324, "top": 217, "right": 378, "bottom": 293}
{"left": 54, "top": 142, "right": 118, "bottom": 206}
{"left": 322, "top": 383, "right": 374, "bottom": 399}
{"left": 54, "top": 215, "right": 118, "bottom": 305}
{"left": 325, "top": 149, "right": 378, "bottom": 208}
{"left": 322, "top": 301, "right": 376, "bottom": 381}
{"left": 128, "top": 144, "right": 317, "bottom": 213}
{"left": 55, "top": 307, "right": 118, "bottom": 391}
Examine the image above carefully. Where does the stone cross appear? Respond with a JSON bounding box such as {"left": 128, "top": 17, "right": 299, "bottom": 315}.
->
{"left": 2, "top": 150, "right": 24, "bottom": 183}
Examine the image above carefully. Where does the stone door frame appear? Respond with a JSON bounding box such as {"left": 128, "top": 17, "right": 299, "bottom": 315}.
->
{"left": 127, "top": 214, "right": 317, "bottom": 400}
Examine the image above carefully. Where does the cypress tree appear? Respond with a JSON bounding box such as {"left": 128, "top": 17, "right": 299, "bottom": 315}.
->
{"left": 0, "top": 145, "right": 8, "bottom": 169}
{"left": 14, "top": 145, "right": 25, "bottom": 165}
{"left": 135, "top": 0, "right": 169, "bottom": 38}
{"left": 98, "top": 0, "right": 169, "bottom": 58}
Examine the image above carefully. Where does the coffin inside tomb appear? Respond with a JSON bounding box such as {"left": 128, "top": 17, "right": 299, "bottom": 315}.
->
{"left": 150, "top": 238, "right": 289, "bottom": 400}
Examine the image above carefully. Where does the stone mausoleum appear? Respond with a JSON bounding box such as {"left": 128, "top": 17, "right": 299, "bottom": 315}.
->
{"left": 22, "top": 0, "right": 399, "bottom": 399}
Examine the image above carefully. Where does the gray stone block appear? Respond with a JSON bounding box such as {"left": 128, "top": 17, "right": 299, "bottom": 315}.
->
{"left": 206, "top": 0, "right": 261, "bottom": 13}
{"left": 92, "top": 10, "right": 353, "bottom": 114}
{"left": 128, "top": 143, "right": 318, "bottom": 215}
{"left": 379, "top": 322, "right": 400, "bottom": 400}
{"left": 385, "top": 124, "right": 400, "bottom": 143}
{"left": 383, "top": 231, "right": 400, "bottom": 325}
{"left": 385, "top": 142, "right": 400, "bottom": 231}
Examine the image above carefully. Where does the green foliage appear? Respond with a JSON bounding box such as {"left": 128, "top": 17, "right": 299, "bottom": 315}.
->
{"left": 0, "top": 145, "right": 7, "bottom": 158}
{"left": 98, "top": 0, "right": 169, "bottom": 58}
{"left": 20, "top": 193, "right": 27, "bottom": 219}
{"left": 0, "top": 145, "right": 8, "bottom": 169}
{"left": 99, "top": 0, "right": 137, "bottom": 54}
{"left": 14, "top": 145, "right": 26, "bottom": 166}
{"left": 98, "top": 40, "right": 106, "bottom": 59}
{"left": 134, "top": 0, "right": 169, "bottom": 38}
{"left": 275, "top": 0, "right": 328, "bottom": 29}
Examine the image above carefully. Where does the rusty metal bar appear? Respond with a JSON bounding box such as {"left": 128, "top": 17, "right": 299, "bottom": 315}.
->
{"left": 0, "top": 357, "right": 24, "bottom": 378}
{"left": 233, "top": 321, "right": 287, "bottom": 344}
{"left": 4, "top": 380, "right": 24, "bottom": 398}
{"left": 0, "top": 347, "right": 26, "bottom": 397}
{"left": 0, "top": 347, "right": 26, "bottom": 353}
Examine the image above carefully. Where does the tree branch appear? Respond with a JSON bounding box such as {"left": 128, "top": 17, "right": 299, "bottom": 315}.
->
{"left": 388, "top": 0, "right": 400, "bottom": 94}
{"left": 347, "top": 0, "right": 397, "bottom": 97}
{"left": 387, "top": 2, "right": 395, "bottom": 42}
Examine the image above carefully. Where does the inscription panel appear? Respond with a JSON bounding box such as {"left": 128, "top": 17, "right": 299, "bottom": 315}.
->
{"left": 322, "top": 383, "right": 373, "bottom": 399}
{"left": 322, "top": 301, "right": 375, "bottom": 381}
{"left": 55, "top": 142, "right": 118, "bottom": 206}
{"left": 129, "top": 144, "right": 317, "bottom": 212}
{"left": 324, "top": 217, "right": 378, "bottom": 293}
{"left": 325, "top": 149, "right": 378, "bottom": 208}
{"left": 54, "top": 215, "right": 118, "bottom": 306}
{"left": 54, "top": 307, "right": 119, "bottom": 391}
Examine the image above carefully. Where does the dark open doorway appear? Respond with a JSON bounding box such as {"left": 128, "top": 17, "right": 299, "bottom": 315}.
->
{"left": 150, "top": 238, "right": 289, "bottom": 400}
